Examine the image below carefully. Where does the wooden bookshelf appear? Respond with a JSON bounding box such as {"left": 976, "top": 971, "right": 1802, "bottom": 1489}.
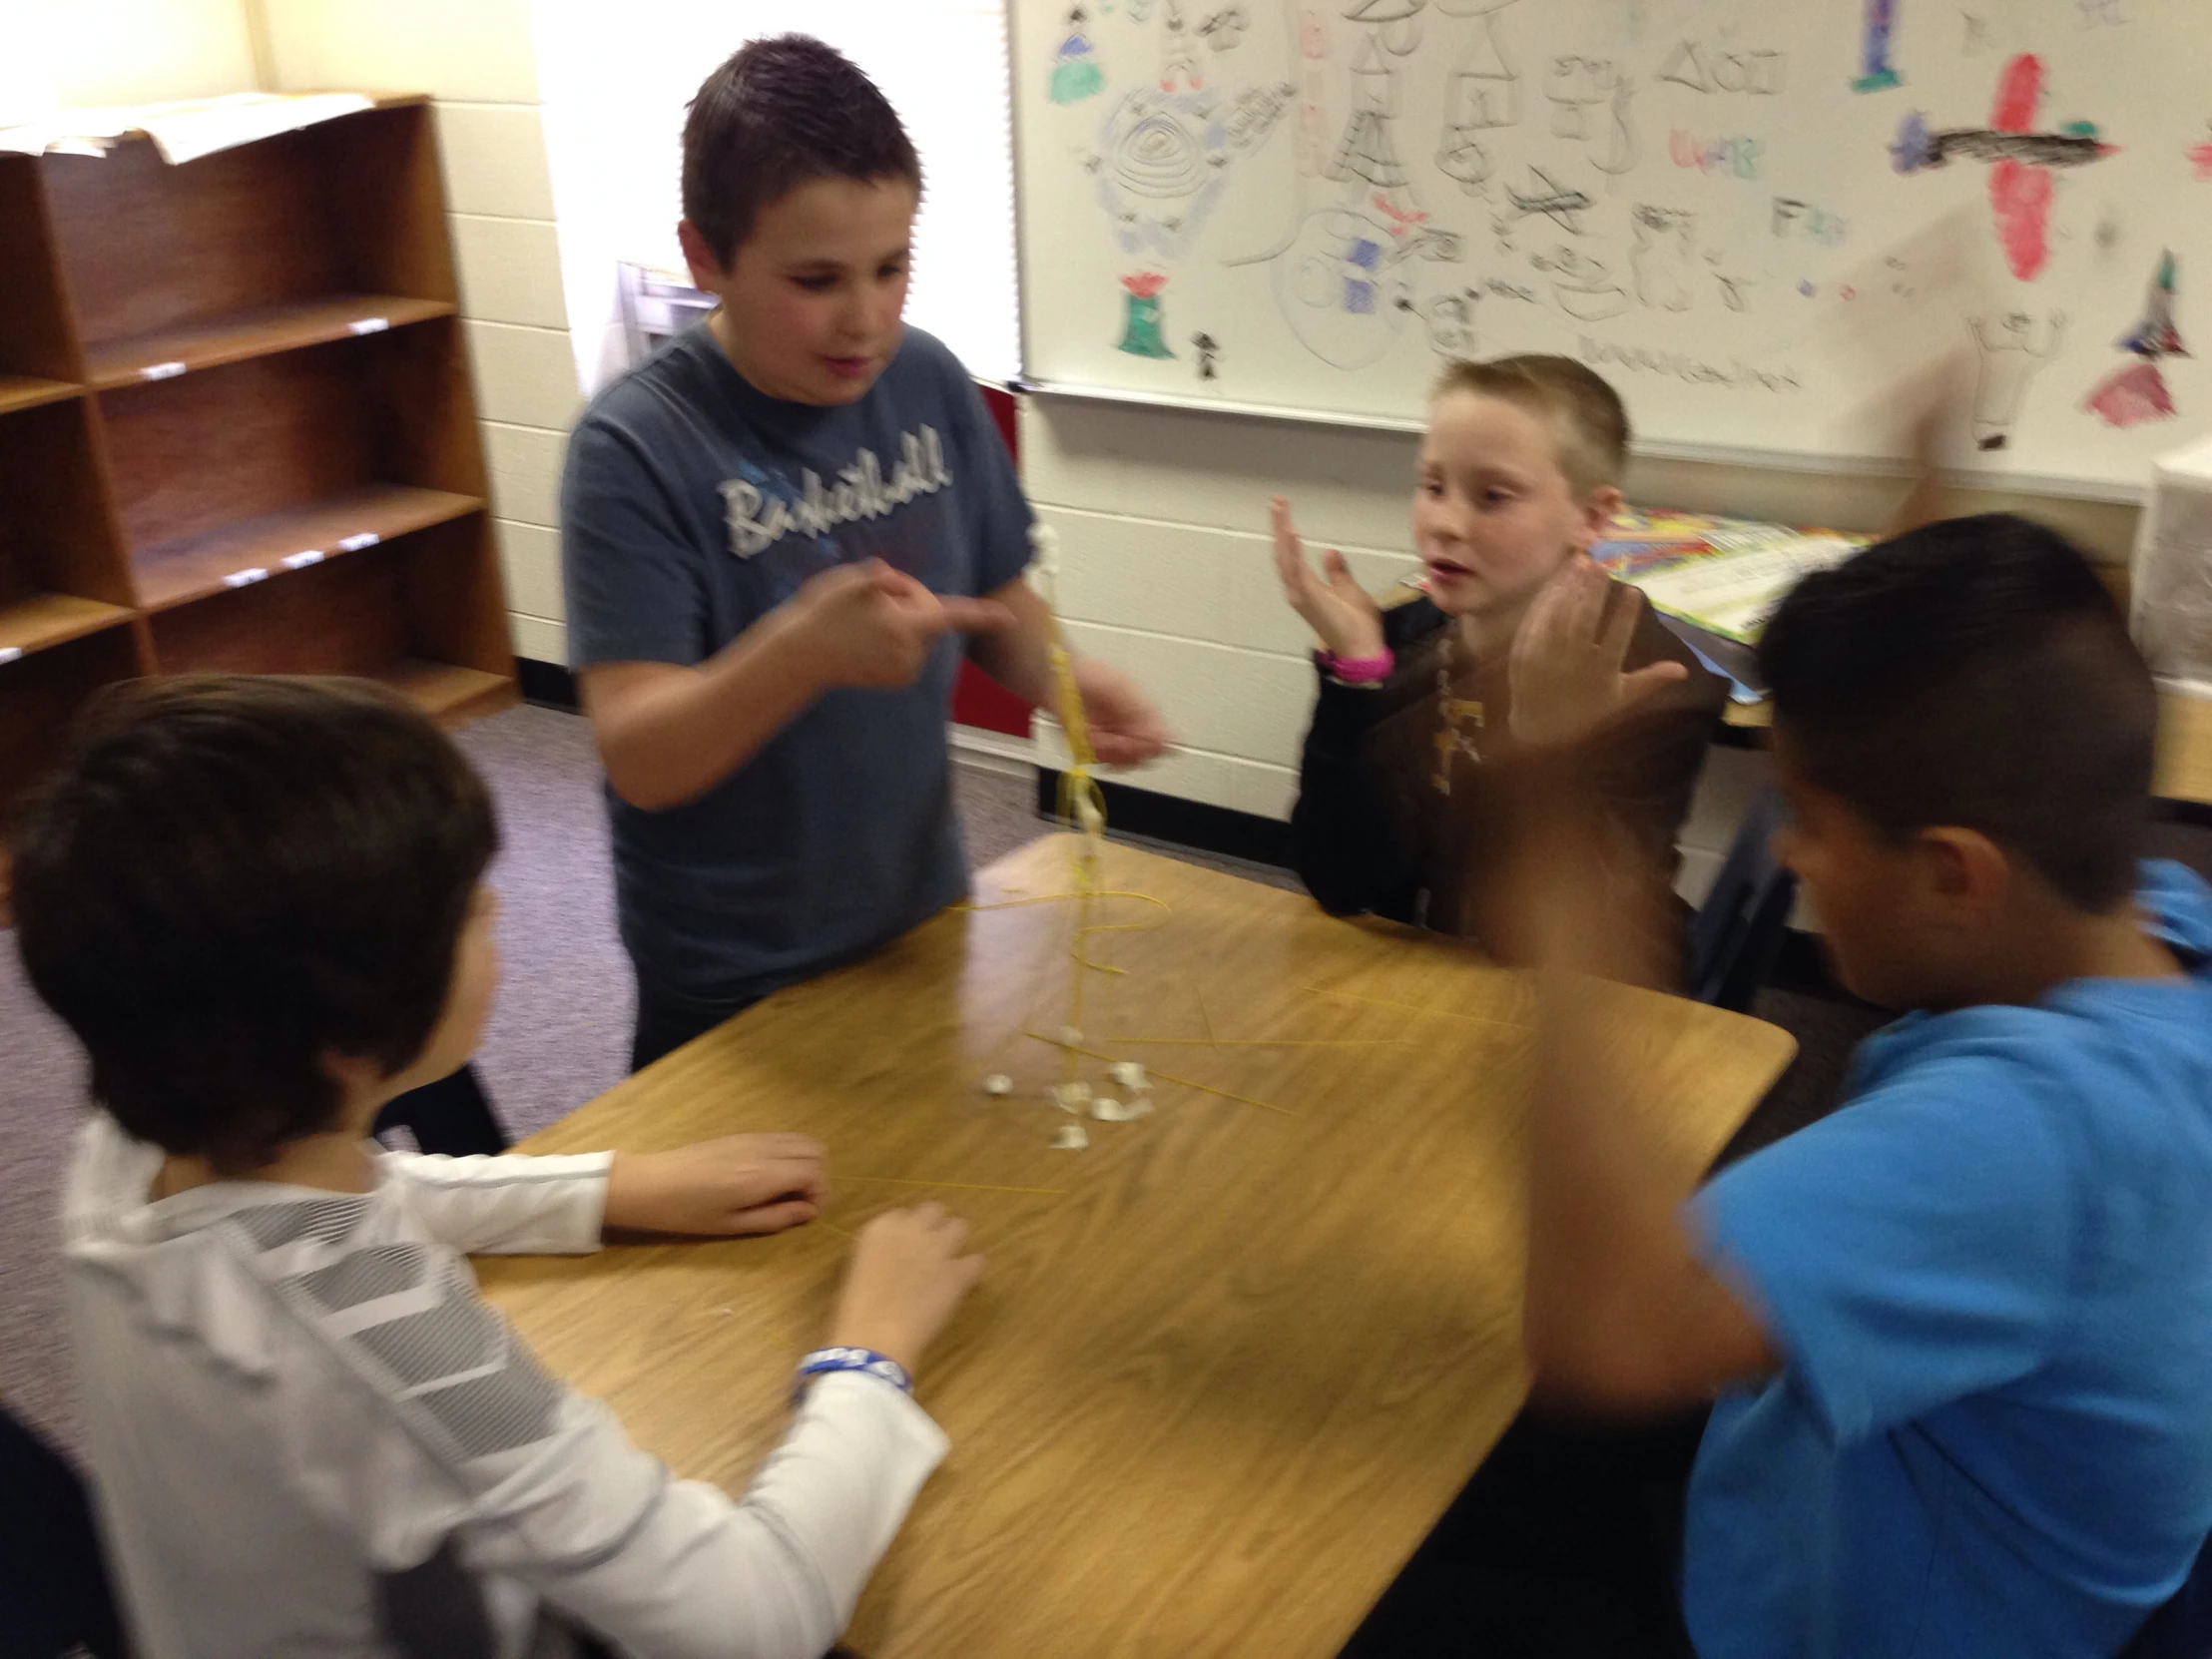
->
{"left": 0, "top": 97, "right": 517, "bottom": 834}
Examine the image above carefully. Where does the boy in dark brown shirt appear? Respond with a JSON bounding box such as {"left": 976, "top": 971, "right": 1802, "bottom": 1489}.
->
{"left": 1276, "top": 355, "right": 1724, "bottom": 982}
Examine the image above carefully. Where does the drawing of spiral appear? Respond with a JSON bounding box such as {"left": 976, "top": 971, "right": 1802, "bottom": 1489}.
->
{"left": 1115, "top": 112, "right": 1209, "bottom": 198}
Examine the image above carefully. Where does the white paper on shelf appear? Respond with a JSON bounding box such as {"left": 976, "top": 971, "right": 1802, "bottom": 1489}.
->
{"left": 0, "top": 93, "right": 375, "bottom": 165}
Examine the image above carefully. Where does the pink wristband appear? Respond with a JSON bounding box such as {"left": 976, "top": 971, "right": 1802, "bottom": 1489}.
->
{"left": 1319, "top": 647, "right": 1394, "bottom": 684}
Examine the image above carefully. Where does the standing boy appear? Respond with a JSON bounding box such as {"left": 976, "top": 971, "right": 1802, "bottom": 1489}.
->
{"left": 1442, "top": 514, "right": 2212, "bottom": 1657}
{"left": 563, "top": 36, "right": 1166, "bottom": 1069}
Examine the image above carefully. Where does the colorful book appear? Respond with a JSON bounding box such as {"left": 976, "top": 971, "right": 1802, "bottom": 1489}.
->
{"left": 1591, "top": 509, "right": 1872, "bottom": 693}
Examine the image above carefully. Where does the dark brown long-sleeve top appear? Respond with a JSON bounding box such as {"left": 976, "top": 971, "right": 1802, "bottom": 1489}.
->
{"left": 1289, "top": 584, "right": 1728, "bottom": 984}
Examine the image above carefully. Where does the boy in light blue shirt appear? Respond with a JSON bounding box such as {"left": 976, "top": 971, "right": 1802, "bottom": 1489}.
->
{"left": 1508, "top": 515, "right": 2212, "bottom": 1657}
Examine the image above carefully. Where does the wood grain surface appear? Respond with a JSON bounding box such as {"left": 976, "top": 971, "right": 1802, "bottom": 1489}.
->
{"left": 479, "top": 836, "right": 1797, "bottom": 1659}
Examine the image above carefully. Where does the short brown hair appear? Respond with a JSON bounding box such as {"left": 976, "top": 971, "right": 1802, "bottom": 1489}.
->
{"left": 682, "top": 35, "right": 923, "bottom": 268}
{"left": 9, "top": 675, "right": 497, "bottom": 1173}
{"left": 1432, "top": 354, "right": 1630, "bottom": 495}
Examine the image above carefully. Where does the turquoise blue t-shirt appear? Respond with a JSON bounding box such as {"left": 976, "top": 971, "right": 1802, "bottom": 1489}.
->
{"left": 1687, "top": 860, "right": 2212, "bottom": 1659}
{"left": 560, "top": 325, "right": 1033, "bottom": 1004}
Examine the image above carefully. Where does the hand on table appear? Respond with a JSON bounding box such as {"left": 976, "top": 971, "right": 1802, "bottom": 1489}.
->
{"left": 826, "top": 1202, "right": 987, "bottom": 1379}
{"left": 791, "top": 560, "right": 1013, "bottom": 691}
{"left": 1507, "top": 558, "right": 1686, "bottom": 750}
{"left": 603, "top": 1133, "right": 830, "bottom": 1237}
{"left": 1271, "top": 495, "right": 1384, "bottom": 662}
{"left": 1072, "top": 657, "right": 1172, "bottom": 766}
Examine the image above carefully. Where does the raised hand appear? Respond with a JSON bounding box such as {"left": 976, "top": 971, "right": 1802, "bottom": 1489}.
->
{"left": 1507, "top": 558, "right": 1687, "bottom": 749}
{"left": 1271, "top": 496, "right": 1384, "bottom": 661}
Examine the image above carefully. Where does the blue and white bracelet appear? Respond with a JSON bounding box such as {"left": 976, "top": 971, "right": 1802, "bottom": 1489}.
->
{"left": 792, "top": 1346, "right": 912, "bottom": 1402}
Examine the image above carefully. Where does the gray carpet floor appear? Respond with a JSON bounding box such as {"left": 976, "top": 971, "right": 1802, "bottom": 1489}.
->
{"left": 0, "top": 703, "right": 1885, "bottom": 1453}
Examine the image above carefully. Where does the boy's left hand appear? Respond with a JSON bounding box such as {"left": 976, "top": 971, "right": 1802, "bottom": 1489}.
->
{"left": 1073, "top": 659, "right": 1173, "bottom": 766}
{"left": 603, "top": 1133, "right": 830, "bottom": 1237}
{"left": 1508, "top": 558, "right": 1687, "bottom": 750}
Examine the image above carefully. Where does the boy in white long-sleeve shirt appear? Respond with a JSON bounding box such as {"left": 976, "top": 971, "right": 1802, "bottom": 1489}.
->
{"left": 12, "top": 674, "right": 983, "bottom": 1659}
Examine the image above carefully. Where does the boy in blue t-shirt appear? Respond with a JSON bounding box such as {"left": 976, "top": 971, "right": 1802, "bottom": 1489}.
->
{"left": 1481, "top": 513, "right": 2212, "bottom": 1657}
{"left": 562, "top": 36, "right": 1167, "bottom": 1069}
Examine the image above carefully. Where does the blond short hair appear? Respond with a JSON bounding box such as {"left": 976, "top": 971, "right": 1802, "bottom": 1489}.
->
{"left": 1431, "top": 354, "right": 1629, "bottom": 496}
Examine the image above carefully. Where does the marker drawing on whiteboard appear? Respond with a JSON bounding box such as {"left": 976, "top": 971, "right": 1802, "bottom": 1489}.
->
{"left": 1966, "top": 310, "right": 2063, "bottom": 449}
{"left": 1854, "top": 0, "right": 1902, "bottom": 92}
{"left": 1413, "top": 289, "right": 1478, "bottom": 354}
{"left": 1277, "top": 206, "right": 1432, "bottom": 367}
{"left": 1330, "top": 34, "right": 1409, "bottom": 186}
{"left": 1191, "top": 331, "right": 1222, "bottom": 378}
{"left": 1198, "top": 6, "right": 1248, "bottom": 50}
{"left": 1096, "top": 88, "right": 1229, "bottom": 260}
{"left": 1890, "top": 55, "right": 2115, "bottom": 281}
{"left": 1116, "top": 273, "right": 1176, "bottom": 357}
{"left": 1344, "top": 0, "right": 1423, "bottom": 57}
{"left": 1578, "top": 337, "right": 1802, "bottom": 390}
{"left": 2086, "top": 252, "right": 2186, "bottom": 428}
{"left": 1050, "top": 5, "right": 1107, "bottom": 104}
{"left": 1707, "top": 254, "right": 1757, "bottom": 312}
{"left": 1590, "top": 76, "right": 1639, "bottom": 191}
{"left": 1546, "top": 55, "right": 1616, "bottom": 143}
{"left": 1506, "top": 165, "right": 1592, "bottom": 234}
{"left": 1629, "top": 205, "right": 1695, "bottom": 311}
{"left": 1160, "top": 0, "right": 1202, "bottom": 91}
{"left": 1659, "top": 39, "right": 1785, "bottom": 96}
{"left": 1436, "top": 0, "right": 1520, "bottom": 196}
{"left": 1669, "top": 131, "right": 1762, "bottom": 179}
{"left": 2190, "top": 125, "right": 2212, "bottom": 182}
{"left": 1535, "top": 245, "right": 1628, "bottom": 320}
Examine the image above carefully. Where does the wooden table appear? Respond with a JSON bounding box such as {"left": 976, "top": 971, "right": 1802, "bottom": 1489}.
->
{"left": 479, "top": 836, "right": 1798, "bottom": 1659}
{"left": 1727, "top": 689, "right": 2212, "bottom": 809}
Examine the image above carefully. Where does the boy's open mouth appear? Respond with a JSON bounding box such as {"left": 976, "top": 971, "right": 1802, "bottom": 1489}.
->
{"left": 1424, "top": 557, "right": 1475, "bottom": 580}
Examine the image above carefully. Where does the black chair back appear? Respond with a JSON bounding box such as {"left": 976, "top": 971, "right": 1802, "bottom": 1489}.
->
{"left": 0, "top": 1403, "right": 126, "bottom": 1659}
{"left": 1689, "top": 786, "right": 1798, "bottom": 1013}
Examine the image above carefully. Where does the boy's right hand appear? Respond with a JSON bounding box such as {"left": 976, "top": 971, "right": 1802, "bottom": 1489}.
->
{"left": 825, "top": 1202, "right": 986, "bottom": 1379}
{"left": 1271, "top": 497, "right": 1384, "bottom": 661}
{"left": 789, "top": 560, "right": 1013, "bottom": 692}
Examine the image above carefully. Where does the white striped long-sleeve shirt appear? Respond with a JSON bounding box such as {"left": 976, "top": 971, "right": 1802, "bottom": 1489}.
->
{"left": 62, "top": 1113, "right": 947, "bottom": 1659}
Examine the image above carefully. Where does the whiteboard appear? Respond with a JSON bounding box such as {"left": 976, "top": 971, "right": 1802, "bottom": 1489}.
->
{"left": 1009, "top": 0, "right": 2212, "bottom": 498}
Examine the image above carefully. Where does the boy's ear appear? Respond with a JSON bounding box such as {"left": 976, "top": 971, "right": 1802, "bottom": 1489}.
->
{"left": 1913, "top": 825, "right": 2011, "bottom": 923}
{"left": 1574, "top": 485, "right": 1624, "bottom": 550}
{"left": 676, "top": 220, "right": 730, "bottom": 290}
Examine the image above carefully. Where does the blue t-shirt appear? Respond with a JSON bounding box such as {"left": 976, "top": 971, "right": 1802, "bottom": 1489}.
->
{"left": 560, "top": 324, "right": 1034, "bottom": 1003}
{"left": 1685, "top": 860, "right": 2212, "bottom": 1659}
